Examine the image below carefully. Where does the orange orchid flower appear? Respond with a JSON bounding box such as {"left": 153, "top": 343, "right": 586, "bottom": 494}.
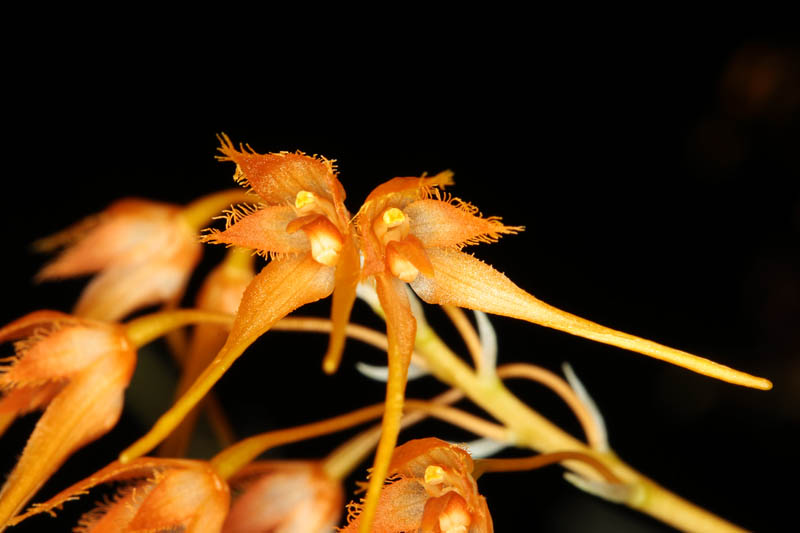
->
{"left": 119, "top": 135, "right": 361, "bottom": 460}
{"left": 0, "top": 311, "right": 137, "bottom": 526}
{"left": 6, "top": 458, "right": 229, "bottom": 533}
{"left": 36, "top": 198, "right": 203, "bottom": 321}
{"left": 114, "top": 142, "right": 771, "bottom": 531}
{"left": 202, "top": 134, "right": 360, "bottom": 369}
{"left": 223, "top": 461, "right": 343, "bottom": 533}
{"left": 351, "top": 172, "right": 771, "bottom": 532}
{"left": 341, "top": 437, "right": 493, "bottom": 533}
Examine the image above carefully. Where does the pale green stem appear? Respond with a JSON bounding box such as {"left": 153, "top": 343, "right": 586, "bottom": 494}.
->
{"left": 414, "top": 322, "right": 749, "bottom": 533}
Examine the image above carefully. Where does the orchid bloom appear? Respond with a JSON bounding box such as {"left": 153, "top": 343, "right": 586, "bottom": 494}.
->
{"left": 6, "top": 458, "right": 229, "bottom": 533}
{"left": 351, "top": 172, "right": 771, "bottom": 532}
{"left": 118, "top": 135, "right": 361, "bottom": 460}
{"left": 341, "top": 437, "right": 493, "bottom": 533}
{"left": 0, "top": 311, "right": 137, "bottom": 527}
{"left": 36, "top": 198, "right": 203, "bottom": 321}
{"left": 223, "top": 461, "right": 343, "bottom": 533}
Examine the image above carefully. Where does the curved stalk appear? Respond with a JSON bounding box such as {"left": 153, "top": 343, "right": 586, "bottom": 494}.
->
{"left": 124, "top": 310, "right": 234, "bottom": 348}
{"left": 414, "top": 322, "right": 749, "bottom": 533}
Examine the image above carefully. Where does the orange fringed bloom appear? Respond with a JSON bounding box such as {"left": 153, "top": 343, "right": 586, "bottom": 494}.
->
{"left": 6, "top": 458, "right": 229, "bottom": 533}
{"left": 119, "top": 136, "right": 361, "bottom": 460}
{"left": 0, "top": 311, "right": 136, "bottom": 526}
{"left": 36, "top": 198, "right": 202, "bottom": 321}
{"left": 201, "top": 135, "right": 359, "bottom": 371}
{"left": 223, "top": 461, "right": 343, "bottom": 533}
{"left": 352, "top": 172, "right": 771, "bottom": 531}
{"left": 341, "top": 438, "right": 492, "bottom": 533}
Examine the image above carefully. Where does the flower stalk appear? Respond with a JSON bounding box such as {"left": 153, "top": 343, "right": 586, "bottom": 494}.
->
{"left": 414, "top": 317, "right": 749, "bottom": 533}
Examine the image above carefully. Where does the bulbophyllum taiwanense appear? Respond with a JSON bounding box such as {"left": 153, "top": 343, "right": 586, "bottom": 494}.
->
{"left": 0, "top": 135, "right": 772, "bottom": 533}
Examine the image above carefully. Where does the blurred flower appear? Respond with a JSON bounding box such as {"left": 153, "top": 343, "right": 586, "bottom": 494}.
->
{"left": 36, "top": 198, "right": 203, "bottom": 321}
{"left": 223, "top": 461, "right": 343, "bottom": 533}
{"left": 341, "top": 437, "right": 492, "bottom": 533}
{"left": 6, "top": 458, "right": 229, "bottom": 532}
{"left": 0, "top": 311, "right": 136, "bottom": 525}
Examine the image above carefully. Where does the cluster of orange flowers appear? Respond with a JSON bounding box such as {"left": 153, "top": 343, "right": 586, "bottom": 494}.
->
{"left": 0, "top": 136, "right": 770, "bottom": 532}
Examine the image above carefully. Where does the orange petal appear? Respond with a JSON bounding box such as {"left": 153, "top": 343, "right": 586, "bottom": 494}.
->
{"left": 72, "top": 223, "right": 202, "bottom": 321}
{"left": 386, "top": 235, "right": 434, "bottom": 281}
{"left": 285, "top": 213, "right": 322, "bottom": 234}
{"left": 224, "top": 461, "right": 342, "bottom": 533}
{"left": 340, "top": 478, "right": 428, "bottom": 533}
{"left": 120, "top": 254, "right": 336, "bottom": 461}
{"left": 0, "top": 343, "right": 136, "bottom": 525}
{"left": 389, "top": 437, "right": 473, "bottom": 479}
{"left": 357, "top": 210, "right": 387, "bottom": 278}
{"left": 420, "top": 492, "right": 471, "bottom": 533}
{"left": 36, "top": 199, "right": 180, "bottom": 280}
{"left": 217, "top": 134, "right": 344, "bottom": 207}
{"left": 7, "top": 458, "right": 225, "bottom": 530}
{"left": 0, "top": 310, "right": 72, "bottom": 344}
{"left": 405, "top": 198, "right": 522, "bottom": 248}
{"left": 126, "top": 466, "right": 229, "bottom": 532}
{"left": 358, "top": 273, "right": 417, "bottom": 533}
{"left": 0, "top": 383, "right": 63, "bottom": 415}
{"left": 411, "top": 248, "right": 772, "bottom": 390}
{"left": 7, "top": 457, "right": 195, "bottom": 525}
{"left": 1, "top": 326, "right": 125, "bottom": 388}
{"left": 204, "top": 205, "right": 310, "bottom": 255}
{"left": 322, "top": 234, "right": 361, "bottom": 374}
{"left": 362, "top": 172, "right": 454, "bottom": 207}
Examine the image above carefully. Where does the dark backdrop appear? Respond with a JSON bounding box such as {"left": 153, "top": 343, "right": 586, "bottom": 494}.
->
{"left": 2, "top": 29, "right": 797, "bottom": 532}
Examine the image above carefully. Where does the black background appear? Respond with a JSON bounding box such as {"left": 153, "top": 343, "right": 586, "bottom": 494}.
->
{"left": 1, "top": 26, "right": 798, "bottom": 532}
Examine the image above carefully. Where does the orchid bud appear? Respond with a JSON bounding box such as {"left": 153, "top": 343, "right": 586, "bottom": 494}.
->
{"left": 224, "top": 461, "right": 343, "bottom": 533}
{"left": 36, "top": 198, "right": 202, "bottom": 321}
{"left": 0, "top": 311, "right": 137, "bottom": 526}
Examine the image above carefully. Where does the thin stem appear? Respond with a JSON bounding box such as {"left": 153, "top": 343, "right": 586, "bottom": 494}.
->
{"left": 414, "top": 322, "right": 749, "bottom": 533}
{"left": 404, "top": 399, "right": 511, "bottom": 443}
{"left": 211, "top": 398, "right": 508, "bottom": 483}
{"left": 321, "top": 388, "right": 464, "bottom": 481}
{"left": 272, "top": 317, "right": 428, "bottom": 369}
{"left": 124, "top": 310, "right": 234, "bottom": 348}
{"left": 441, "top": 304, "right": 485, "bottom": 375}
{"left": 474, "top": 451, "right": 621, "bottom": 484}
{"left": 496, "top": 363, "right": 604, "bottom": 451}
{"left": 272, "top": 318, "right": 389, "bottom": 350}
{"left": 179, "top": 189, "right": 257, "bottom": 232}
{"left": 203, "top": 394, "right": 237, "bottom": 448}
{"left": 210, "top": 404, "right": 387, "bottom": 481}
